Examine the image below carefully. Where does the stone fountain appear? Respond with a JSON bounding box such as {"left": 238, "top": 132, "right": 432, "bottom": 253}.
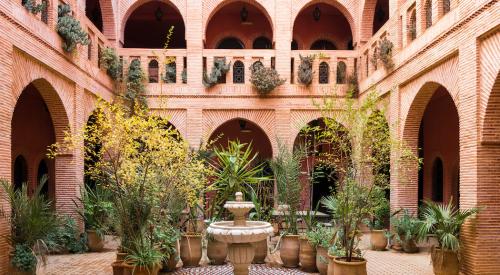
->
{"left": 207, "top": 192, "right": 274, "bottom": 275}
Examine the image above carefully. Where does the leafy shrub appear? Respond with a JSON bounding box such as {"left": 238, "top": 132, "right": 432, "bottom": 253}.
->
{"left": 11, "top": 244, "right": 37, "bottom": 272}
{"left": 250, "top": 64, "right": 285, "bottom": 95}
{"left": 44, "top": 217, "right": 87, "bottom": 254}
{"left": 57, "top": 4, "right": 89, "bottom": 53}
{"left": 391, "top": 209, "right": 419, "bottom": 245}
{"left": 125, "top": 59, "right": 147, "bottom": 112}
{"left": 203, "top": 58, "right": 230, "bottom": 88}
{"left": 23, "top": 0, "right": 46, "bottom": 15}
{"left": 298, "top": 54, "right": 315, "bottom": 86}
{"left": 363, "top": 187, "right": 390, "bottom": 230}
{"left": 306, "top": 224, "right": 335, "bottom": 248}
{"left": 100, "top": 47, "right": 122, "bottom": 80}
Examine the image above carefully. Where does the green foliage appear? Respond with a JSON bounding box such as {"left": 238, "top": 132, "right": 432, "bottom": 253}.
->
{"left": 391, "top": 209, "right": 419, "bottom": 245}
{"left": 23, "top": 0, "right": 46, "bottom": 15}
{"left": 203, "top": 58, "right": 230, "bottom": 88}
{"left": 11, "top": 244, "right": 37, "bottom": 272}
{"left": 248, "top": 184, "right": 273, "bottom": 222}
{"left": 100, "top": 47, "right": 122, "bottom": 80}
{"left": 0, "top": 177, "right": 58, "bottom": 248}
{"left": 298, "top": 55, "right": 315, "bottom": 86}
{"left": 209, "top": 140, "right": 269, "bottom": 219}
{"left": 306, "top": 224, "right": 335, "bottom": 248}
{"left": 125, "top": 237, "right": 165, "bottom": 270}
{"left": 125, "top": 59, "right": 147, "bottom": 114}
{"left": 56, "top": 4, "right": 89, "bottom": 53}
{"left": 363, "top": 187, "right": 390, "bottom": 230}
{"left": 44, "top": 217, "right": 87, "bottom": 254}
{"left": 163, "top": 63, "right": 177, "bottom": 83}
{"left": 250, "top": 64, "right": 286, "bottom": 95}
{"left": 74, "top": 184, "right": 113, "bottom": 237}
{"left": 152, "top": 221, "right": 180, "bottom": 259}
{"left": 417, "top": 200, "right": 478, "bottom": 252}
{"left": 270, "top": 141, "right": 303, "bottom": 235}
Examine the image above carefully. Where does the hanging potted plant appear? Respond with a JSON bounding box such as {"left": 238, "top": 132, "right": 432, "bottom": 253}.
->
{"left": 391, "top": 209, "right": 420, "bottom": 253}
{"left": 250, "top": 62, "right": 286, "bottom": 95}
{"left": 363, "top": 187, "right": 390, "bottom": 251}
{"left": 417, "top": 200, "right": 478, "bottom": 275}
{"left": 298, "top": 54, "right": 315, "bottom": 86}
{"left": 270, "top": 142, "right": 303, "bottom": 268}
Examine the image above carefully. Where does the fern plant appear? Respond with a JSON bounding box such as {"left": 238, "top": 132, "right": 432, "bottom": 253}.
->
{"left": 203, "top": 58, "right": 230, "bottom": 88}
{"left": 298, "top": 54, "right": 315, "bottom": 86}
{"left": 56, "top": 4, "right": 89, "bottom": 53}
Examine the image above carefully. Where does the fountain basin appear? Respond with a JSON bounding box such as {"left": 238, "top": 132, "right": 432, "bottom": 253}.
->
{"left": 207, "top": 221, "right": 273, "bottom": 243}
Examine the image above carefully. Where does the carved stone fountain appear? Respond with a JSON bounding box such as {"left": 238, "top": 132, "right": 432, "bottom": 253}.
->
{"left": 207, "top": 192, "right": 273, "bottom": 275}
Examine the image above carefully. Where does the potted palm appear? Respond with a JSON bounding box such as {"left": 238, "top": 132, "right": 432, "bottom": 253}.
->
{"left": 364, "top": 187, "right": 390, "bottom": 251}
{"left": 0, "top": 177, "right": 59, "bottom": 275}
{"left": 270, "top": 142, "right": 303, "bottom": 268}
{"left": 391, "top": 209, "right": 420, "bottom": 253}
{"left": 75, "top": 184, "right": 113, "bottom": 252}
{"left": 417, "top": 200, "right": 478, "bottom": 275}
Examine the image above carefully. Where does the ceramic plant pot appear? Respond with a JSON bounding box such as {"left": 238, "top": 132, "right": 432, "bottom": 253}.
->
{"left": 299, "top": 236, "right": 317, "bottom": 272}
{"left": 280, "top": 234, "right": 300, "bottom": 268}
{"left": 180, "top": 233, "right": 202, "bottom": 267}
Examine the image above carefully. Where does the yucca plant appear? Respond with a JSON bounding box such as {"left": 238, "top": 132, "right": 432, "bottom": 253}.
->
{"left": 417, "top": 199, "right": 478, "bottom": 252}
{"left": 125, "top": 237, "right": 165, "bottom": 273}
{"left": 391, "top": 208, "right": 420, "bottom": 252}
{"left": 209, "top": 140, "right": 269, "bottom": 219}
{"left": 74, "top": 184, "right": 113, "bottom": 238}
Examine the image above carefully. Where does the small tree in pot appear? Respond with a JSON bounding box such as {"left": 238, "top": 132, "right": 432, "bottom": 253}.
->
{"left": 417, "top": 200, "right": 478, "bottom": 275}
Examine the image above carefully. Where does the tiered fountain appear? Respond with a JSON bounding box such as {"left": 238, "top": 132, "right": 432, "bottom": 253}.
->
{"left": 207, "top": 192, "right": 274, "bottom": 275}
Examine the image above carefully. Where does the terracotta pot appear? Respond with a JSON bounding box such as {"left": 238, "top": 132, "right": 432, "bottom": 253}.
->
{"left": 126, "top": 264, "right": 161, "bottom": 275}
{"left": 280, "top": 234, "right": 300, "bottom": 268}
{"left": 391, "top": 238, "right": 403, "bottom": 251}
{"left": 299, "top": 237, "right": 317, "bottom": 272}
{"left": 252, "top": 238, "right": 268, "bottom": 264}
{"left": 161, "top": 241, "right": 179, "bottom": 272}
{"left": 370, "top": 230, "right": 387, "bottom": 251}
{"left": 87, "top": 230, "right": 105, "bottom": 252}
{"left": 111, "top": 261, "right": 125, "bottom": 275}
{"left": 431, "top": 248, "right": 459, "bottom": 275}
{"left": 316, "top": 246, "right": 328, "bottom": 275}
{"left": 402, "top": 239, "right": 419, "bottom": 253}
{"left": 329, "top": 256, "right": 367, "bottom": 275}
{"left": 207, "top": 237, "right": 228, "bottom": 265}
{"left": 116, "top": 252, "right": 128, "bottom": 262}
{"left": 180, "top": 233, "right": 202, "bottom": 267}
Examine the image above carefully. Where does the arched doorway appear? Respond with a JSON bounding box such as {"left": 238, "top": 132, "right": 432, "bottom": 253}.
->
{"left": 124, "top": 1, "right": 186, "bottom": 48}
{"left": 12, "top": 82, "right": 56, "bottom": 200}
{"left": 293, "top": 3, "right": 353, "bottom": 50}
{"left": 414, "top": 85, "right": 459, "bottom": 208}
{"left": 294, "top": 118, "right": 351, "bottom": 210}
{"left": 37, "top": 159, "right": 49, "bottom": 197}
{"left": 13, "top": 155, "right": 28, "bottom": 191}
{"left": 205, "top": 1, "right": 273, "bottom": 49}
{"left": 216, "top": 37, "right": 245, "bottom": 49}
{"left": 361, "top": 0, "right": 390, "bottom": 41}
{"left": 86, "top": 0, "right": 103, "bottom": 31}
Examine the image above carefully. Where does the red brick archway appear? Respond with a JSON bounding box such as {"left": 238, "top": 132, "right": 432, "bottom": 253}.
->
{"left": 360, "top": 0, "right": 390, "bottom": 42}
{"left": 398, "top": 82, "right": 459, "bottom": 214}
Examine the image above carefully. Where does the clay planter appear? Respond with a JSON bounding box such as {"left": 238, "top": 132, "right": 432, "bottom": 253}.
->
{"left": 328, "top": 256, "right": 367, "bottom": 275}
{"left": 87, "top": 230, "right": 105, "bottom": 252}
{"left": 252, "top": 238, "right": 268, "bottom": 264}
{"left": 280, "top": 234, "right": 300, "bottom": 268}
{"left": 431, "top": 248, "right": 459, "bottom": 275}
{"left": 391, "top": 238, "right": 403, "bottom": 251}
{"left": 124, "top": 263, "right": 161, "bottom": 275}
{"left": 116, "top": 252, "right": 128, "bottom": 262}
{"left": 299, "top": 236, "right": 317, "bottom": 272}
{"left": 370, "top": 230, "right": 387, "bottom": 251}
{"left": 207, "top": 237, "right": 228, "bottom": 265}
{"left": 316, "top": 246, "right": 328, "bottom": 275}
{"left": 180, "top": 233, "right": 202, "bottom": 267}
{"left": 402, "top": 239, "right": 419, "bottom": 253}
{"left": 162, "top": 252, "right": 179, "bottom": 272}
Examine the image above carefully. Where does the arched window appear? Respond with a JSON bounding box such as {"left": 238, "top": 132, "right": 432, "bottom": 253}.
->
{"left": 164, "top": 61, "right": 176, "bottom": 83}
{"left": 432, "top": 157, "right": 444, "bottom": 202}
{"left": 443, "top": 0, "right": 451, "bottom": 14}
{"left": 217, "top": 37, "right": 245, "bottom": 49}
{"left": 337, "top": 62, "right": 347, "bottom": 84}
{"left": 148, "top": 59, "right": 159, "bottom": 83}
{"left": 310, "top": 40, "right": 337, "bottom": 50}
{"left": 253, "top": 36, "right": 272, "bottom": 49}
{"left": 13, "top": 155, "right": 28, "bottom": 191}
{"left": 85, "top": 0, "right": 103, "bottom": 32}
{"left": 409, "top": 10, "right": 417, "bottom": 41}
{"left": 425, "top": 0, "right": 432, "bottom": 29}
{"left": 233, "top": 61, "right": 245, "bottom": 84}
{"left": 37, "top": 159, "right": 49, "bottom": 198}
{"left": 291, "top": 40, "right": 298, "bottom": 50}
{"left": 319, "top": 62, "right": 329, "bottom": 84}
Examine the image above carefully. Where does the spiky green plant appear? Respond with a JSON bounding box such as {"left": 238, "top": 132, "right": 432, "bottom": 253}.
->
{"left": 417, "top": 199, "right": 478, "bottom": 252}
{"left": 203, "top": 58, "right": 230, "bottom": 88}
{"left": 74, "top": 184, "right": 113, "bottom": 238}
{"left": 391, "top": 209, "right": 419, "bottom": 245}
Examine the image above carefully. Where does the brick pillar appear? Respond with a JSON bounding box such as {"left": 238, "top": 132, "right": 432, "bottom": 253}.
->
{"left": 0, "top": 20, "right": 13, "bottom": 274}
{"left": 186, "top": 108, "right": 203, "bottom": 150}
{"left": 274, "top": 0, "right": 291, "bottom": 84}
{"left": 186, "top": 0, "right": 203, "bottom": 89}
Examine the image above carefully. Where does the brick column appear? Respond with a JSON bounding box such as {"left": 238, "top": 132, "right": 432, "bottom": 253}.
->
{"left": 186, "top": 0, "right": 203, "bottom": 89}
{"left": 186, "top": 108, "right": 203, "bottom": 150}
{"left": 457, "top": 39, "right": 480, "bottom": 275}
{"left": 0, "top": 19, "right": 14, "bottom": 274}
{"left": 274, "top": 0, "right": 291, "bottom": 84}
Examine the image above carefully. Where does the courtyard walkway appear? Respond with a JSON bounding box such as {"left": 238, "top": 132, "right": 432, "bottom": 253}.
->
{"left": 39, "top": 236, "right": 434, "bottom": 275}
